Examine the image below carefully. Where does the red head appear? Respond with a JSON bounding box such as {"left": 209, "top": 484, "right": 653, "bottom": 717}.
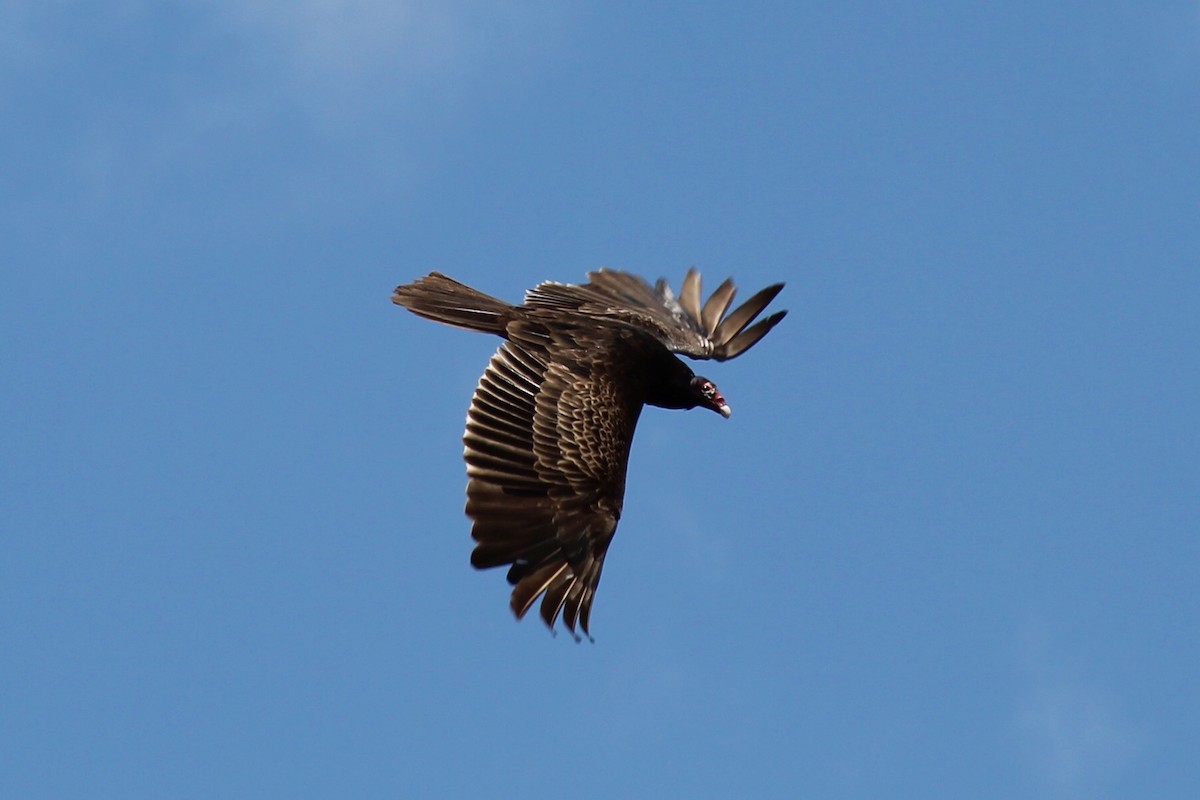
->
{"left": 690, "top": 376, "right": 731, "bottom": 418}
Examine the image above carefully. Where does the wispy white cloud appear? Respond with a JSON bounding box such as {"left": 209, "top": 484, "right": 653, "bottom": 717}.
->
{"left": 226, "top": 1, "right": 464, "bottom": 80}
{"left": 1013, "top": 623, "right": 1144, "bottom": 798}
{"left": 4, "top": 1, "right": 570, "bottom": 102}
{"left": 3, "top": 2, "right": 575, "bottom": 236}
{"left": 212, "top": 0, "right": 573, "bottom": 126}
{"left": 1017, "top": 683, "right": 1139, "bottom": 797}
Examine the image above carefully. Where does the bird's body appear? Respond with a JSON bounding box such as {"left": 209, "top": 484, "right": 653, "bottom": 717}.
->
{"left": 392, "top": 268, "right": 785, "bottom": 639}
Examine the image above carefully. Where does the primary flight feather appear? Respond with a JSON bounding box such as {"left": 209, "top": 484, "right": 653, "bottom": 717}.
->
{"left": 392, "top": 267, "right": 786, "bottom": 639}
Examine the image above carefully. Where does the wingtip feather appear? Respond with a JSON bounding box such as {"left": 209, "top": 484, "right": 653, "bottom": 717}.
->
{"left": 679, "top": 267, "right": 703, "bottom": 323}
{"left": 712, "top": 283, "right": 785, "bottom": 346}
{"left": 700, "top": 278, "right": 737, "bottom": 336}
{"left": 720, "top": 309, "right": 788, "bottom": 359}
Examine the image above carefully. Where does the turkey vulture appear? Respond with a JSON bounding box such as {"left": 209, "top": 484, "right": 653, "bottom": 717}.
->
{"left": 392, "top": 267, "right": 786, "bottom": 639}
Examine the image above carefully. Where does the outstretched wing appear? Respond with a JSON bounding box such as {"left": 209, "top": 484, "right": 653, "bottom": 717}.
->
{"left": 523, "top": 267, "right": 787, "bottom": 361}
{"left": 462, "top": 323, "right": 642, "bottom": 640}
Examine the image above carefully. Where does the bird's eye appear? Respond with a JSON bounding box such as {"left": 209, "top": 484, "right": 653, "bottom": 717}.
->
{"left": 702, "top": 383, "right": 715, "bottom": 398}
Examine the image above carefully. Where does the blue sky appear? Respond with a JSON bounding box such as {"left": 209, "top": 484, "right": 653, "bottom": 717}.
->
{"left": 2, "top": 2, "right": 1198, "bottom": 798}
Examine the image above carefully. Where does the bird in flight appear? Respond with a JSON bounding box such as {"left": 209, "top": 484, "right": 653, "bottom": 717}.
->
{"left": 392, "top": 267, "right": 786, "bottom": 640}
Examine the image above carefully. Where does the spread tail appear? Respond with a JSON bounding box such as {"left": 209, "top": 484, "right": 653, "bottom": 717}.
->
{"left": 391, "top": 272, "right": 512, "bottom": 334}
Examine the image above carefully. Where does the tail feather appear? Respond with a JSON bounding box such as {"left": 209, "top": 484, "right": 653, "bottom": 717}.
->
{"left": 391, "top": 272, "right": 513, "bottom": 334}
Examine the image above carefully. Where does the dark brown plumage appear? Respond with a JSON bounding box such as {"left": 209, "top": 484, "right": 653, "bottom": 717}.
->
{"left": 391, "top": 267, "right": 786, "bottom": 639}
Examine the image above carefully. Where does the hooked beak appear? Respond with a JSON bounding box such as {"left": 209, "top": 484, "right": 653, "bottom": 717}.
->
{"left": 693, "top": 376, "right": 731, "bottom": 419}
